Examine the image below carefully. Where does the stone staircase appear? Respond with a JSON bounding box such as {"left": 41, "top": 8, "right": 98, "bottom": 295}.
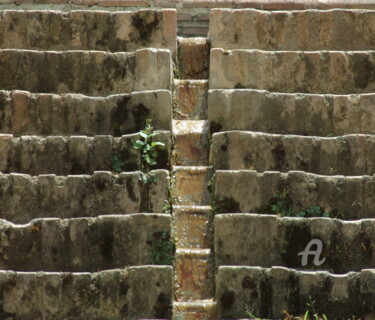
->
{"left": 0, "top": 3, "right": 374, "bottom": 320}
{"left": 0, "top": 8, "right": 176, "bottom": 319}
{"left": 209, "top": 8, "right": 375, "bottom": 320}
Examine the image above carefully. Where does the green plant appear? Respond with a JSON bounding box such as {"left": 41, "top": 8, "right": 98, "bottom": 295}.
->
{"left": 260, "top": 191, "right": 332, "bottom": 218}
{"left": 294, "top": 296, "right": 328, "bottom": 320}
{"left": 148, "top": 231, "right": 174, "bottom": 265}
{"left": 163, "top": 199, "right": 171, "bottom": 214}
{"left": 112, "top": 153, "right": 124, "bottom": 173}
{"left": 245, "top": 304, "right": 257, "bottom": 319}
{"left": 131, "top": 118, "right": 165, "bottom": 184}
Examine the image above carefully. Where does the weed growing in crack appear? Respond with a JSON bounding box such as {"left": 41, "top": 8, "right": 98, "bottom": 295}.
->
{"left": 147, "top": 230, "right": 174, "bottom": 265}
{"left": 131, "top": 118, "right": 165, "bottom": 184}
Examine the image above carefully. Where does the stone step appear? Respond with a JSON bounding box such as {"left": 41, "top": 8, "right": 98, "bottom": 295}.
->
{"left": 0, "top": 48, "right": 171, "bottom": 95}
{"left": 0, "top": 213, "right": 172, "bottom": 272}
{"left": 174, "top": 249, "right": 213, "bottom": 302}
{"left": 0, "top": 132, "right": 170, "bottom": 175}
{"left": 213, "top": 170, "right": 375, "bottom": 220}
{"left": 211, "top": 131, "right": 375, "bottom": 175}
{"left": 172, "top": 205, "right": 212, "bottom": 249}
{"left": 172, "top": 166, "right": 213, "bottom": 206}
{"left": 0, "top": 170, "right": 169, "bottom": 224}
{"left": 173, "top": 300, "right": 217, "bottom": 320}
{"left": 216, "top": 266, "right": 374, "bottom": 320}
{"left": 173, "top": 80, "right": 208, "bottom": 120}
{"left": 177, "top": 37, "right": 209, "bottom": 80}
{"left": 0, "top": 266, "right": 173, "bottom": 319}
{"left": 0, "top": 9, "right": 177, "bottom": 55}
{"left": 209, "top": 9, "right": 375, "bottom": 51}
{"left": 208, "top": 89, "right": 375, "bottom": 136}
{"left": 214, "top": 213, "right": 375, "bottom": 273}
{"left": 173, "top": 120, "right": 209, "bottom": 166}
{"left": 210, "top": 49, "right": 375, "bottom": 94}
{"left": 0, "top": 90, "right": 172, "bottom": 136}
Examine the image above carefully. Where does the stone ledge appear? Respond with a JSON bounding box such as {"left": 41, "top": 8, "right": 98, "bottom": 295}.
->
{"left": 216, "top": 266, "right": 375, "bottom": 319}
{"left": 0, "top": 213, "right": 172, "bottom": 271}
{"left": 0, "top": 49, "right": 172, "bottom": 95}
{"left": 213, "top": 170, "right": 375, "bottom": 220}
{"left": 0, "top": 90, "right": 172, "bottom": 136}
{"left": 211, "top": 131, "right": 375, "bottom": 175}
{"left": 0, "top": 132, "right": 171, "bottom": 175}
{"left": 0, "top": 266, "right": 173, "bottom": 319}
{"left": 0, "top": 9, "right": 177, "bottom": 55}
{"left": 0, "top": 170, "right": 169, "bottom": 223}
{"left": 208, "top": 89, "right": 375, "bottom": 136}
{"left": 210, "top": 49, "right": 375, "bottom": 94}
{"left": 214, "top": 213, "right": 375, "bottom": 273}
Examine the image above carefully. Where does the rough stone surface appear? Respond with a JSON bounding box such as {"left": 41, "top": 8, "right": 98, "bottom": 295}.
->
{"left": 177, "top": 37, "right": 209, "bottom": 79}
{"left": 0, "top": 48, "right": 172, "bottom": 95}
{"left": 210, "top": 49, "right": 375, "bottom": 94}
{"left": 216, "top": 266, "right": 374, "bottom": 319}
{"left": 214, "top": 214, "right": 375, "bottom": 273}
{"left": 0, "top": 90, "right": 172, "bottom": 136}
{"left": 173, "top": 80, "right": 208, "bottom": 120}
{"left": 214, "top": 170, "right": 375, "bottom": 220}
{"left": 210, "top": 9, "right": 375, "bottom": 50}
{"left": 173, "top": 120, "right": 209, "bottom": 166}
{"left": 0, "top": 266, "right": 173, "bottom": 319}
{"left": 0, "top": 170, "right": 169, "bottom": 223}
{"left": 0, "top": 213, "right": 172, "bottom": 271}
{"left": 208, "top": 89, "right": 375, "bottom": 136}
{"left": 0, "top": 10, "right": 177, "bottom": 55}
{"left": 211, "top": 131, "right": 375, "bottom": 175}
{"left": 172, "top": 166, "right": 212, "bottom": 206}
{"left": 0, "top": 131, "right": 170, "bottom": 175}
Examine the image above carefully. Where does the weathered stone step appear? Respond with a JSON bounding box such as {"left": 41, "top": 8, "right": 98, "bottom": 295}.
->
{"left": 173, "top": 80, "right": 208, "bottom": 120}
{"left": 0, "top": 213, "right": 172, "bottom": 272}
{"left": 173, "top": 300, "right": 217, "bottom": 320}
{"left": 174, "top": 249, "right": 213, "bottom": 302}
{"left": 0, "top": 170, "right": 169, "bottom": 224}
{"left": 208, "top": 89, "right": 375, "bottom": 136}
{"left": 211, "top": 131, "right": 375, "bottom": 175}
{"left": 0, "top": 49, "right": 171, "bottom": 95}
{"left": 210, "top": 9, "right": 375, "bottom": 51}
{"left": 172, "top": 205, "right": 212, "bottom": 249}
{"left": 214, "top": 170, "right": 375, "bottom": 220}
{"left": 0, "top": 10, "right": 177, "bottom": 55}
{"left": 0, "top": 132, "right": 170, "bottom": 175}
{"left": 0, "top": 90, "right": 172, "bottom": 136}
{"left": 214, "top": 213, "right": 375, "bottom": 273}
{"left": 177, "top": 37, "right": 209, "bottom": 80}
{"left": 210, "top": 49, "right": 375, "bottom": 94}
{"left": 172, "top": 166, "right": 213, "bottom": 206}
{"left": 0, "top": 266, "right": 173, "bottom": 319}
{"left": 173, "top": 120, "right": 209, "bottom": 166}
{"left": 216, "top": 266, "right": 374, "bottom": 320}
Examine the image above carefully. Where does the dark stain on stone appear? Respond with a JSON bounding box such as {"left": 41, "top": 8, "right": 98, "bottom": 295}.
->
{"left": 271, "top": 141, "right": 286, "bottom": 171}
{"left": 220, "top": 144, "right": 227, "bottom": 152}
{"left": 235, "top": 83, "right": 245, "bottom": 89}
{"left": 216, "top": 197, "right": 240, "bottom": 213}
{"left": 131, "top": 12, "right": 160, "bottom": 45}
{"left": 111, "top": 96, "right": 130, "bottom": 136}
{"left": 100, "top": 232, "right": 114, "bottom": 264}
{"left": 209, "top": 121, "right": 223, "bottom": 135}
{"left": 125, "top": 177, "right": 137, "bottom": 202}
{"left": 132, "top": 103, "right": 150, "bottom": 131}
{"left": 220, "top": 290, "right": 235, "bottom": 309}
{"left": 153, "top": 292, "right": 172, "bottom": 318}
{"left": 242, "top": 276, "right": 255, "bottom": 289}
{"left": 352, "top": 54, "right": 374, "bottom": 90}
